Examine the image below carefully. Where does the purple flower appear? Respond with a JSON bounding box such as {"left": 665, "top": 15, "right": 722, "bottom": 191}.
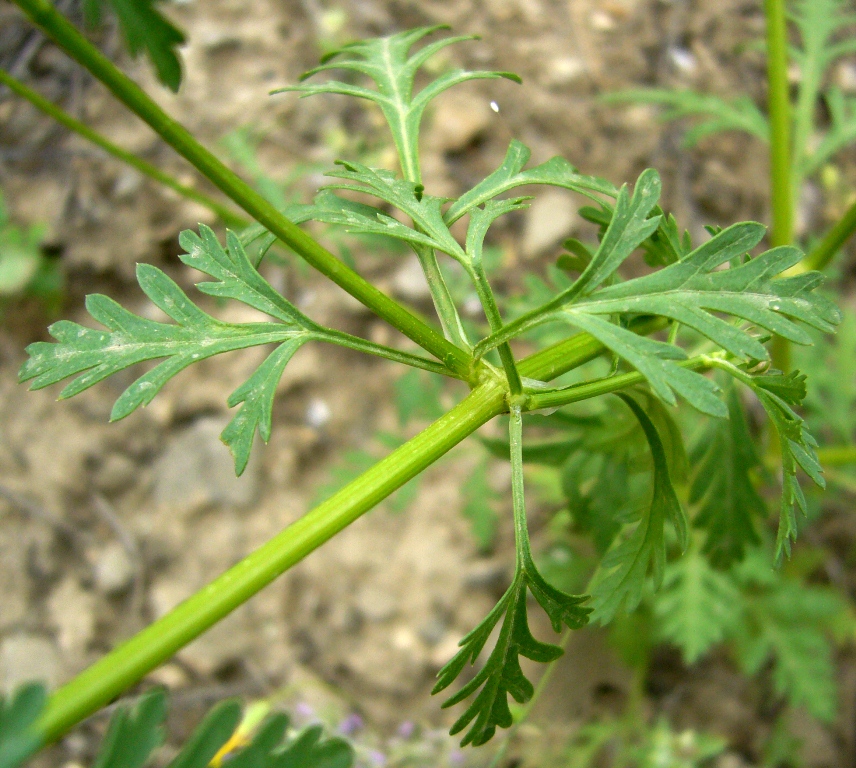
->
{"left": 397, "top": 720, "right": 416, "bottom": 739}
{"left": 294, "top": 702, "right": 315, "bottom": 719}
{"left": 338, "top": 713, "right": 364, "bottom": 735}
{"left": 368, "top": 750, "right": 387, "bottom": 766}
{"left": 449, "top": 749, "right": 466, "bottom": 765}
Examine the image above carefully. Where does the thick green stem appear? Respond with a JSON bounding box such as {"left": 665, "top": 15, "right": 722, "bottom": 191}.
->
{"left": 34, "top": 328, "right": 617, "bottom": 745}
{"left": 37, "top": 378, "right": 506, "bottom": 744}
{"left": 11, "top": 0, "right": 471, "bottom": 378}
{"left": 0, "top": 68, "right": 247, "bottom": 228}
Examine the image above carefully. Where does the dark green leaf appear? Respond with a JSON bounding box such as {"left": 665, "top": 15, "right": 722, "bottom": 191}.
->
{"left": 589, "top": 394, "right": 687, "bottom": 623}
{"left": 691, "top": 382, "right": 766, "bottom": 567}
{"left": 0, "top": 683, "right": 47, "bottom": 768}
{"left": 84, "top": 0, "right": 186, "bottom": 91}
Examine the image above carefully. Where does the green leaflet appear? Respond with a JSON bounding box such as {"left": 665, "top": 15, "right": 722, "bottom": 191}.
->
{"left": 19, "top": 225, "right": 446, "bottom": 475}
{"left": 653, "top": 541, "right": 742, "bottom": 664}
{"left": 444, "top": 139, "right": 617, "bottom": 224}
{"left": 707, "top": 363, "right": 825, "bottom": 561}
{"left": 479, "top": 210, "right": 840, "bottom": 416}
{"left": 588, "top": 394, "right": 687, "bottom": 624}
{"left": 690, "top": 382, "right": 766, "bottom": 567}
{"left": 603, "top": 89, "right": 770, "bottom": 147}
{"left": 433, "top": 407, "right": 589, "bottom": 747}
{"left": 83, "top": 0, "right": 185, "bottom": 92}
{"left": 749, "top": 373, "right": 825, "bottom": 562}
{"left": 305, "top": 162, "right": 468, "bottom": 263}
{"left": 0, "top": 683, "right": 45, "bottom": 768}
{"left": 272, "top": 26, "right": 520, "bottom": 183}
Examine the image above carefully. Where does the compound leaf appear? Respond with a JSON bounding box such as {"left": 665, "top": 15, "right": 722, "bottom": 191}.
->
{"left": 273, "top": 27, "right": 519, "bottom": 180}
{"left": 747, "top": 372, "right": 825, "bottom": 562}
{"left": 605, "top": 89, "right": 769, "bottom": 146}
{"left": 84, "top": 0, "right": 186, "bottom": 91}
{"left": 653, "top": 542, "right": 742, "bottom": 663}
{"left": 479, "top": 214, "right": 840, "bottom": 416}
{"left": 690, "top": 382, "right": 766, "bottom": 567}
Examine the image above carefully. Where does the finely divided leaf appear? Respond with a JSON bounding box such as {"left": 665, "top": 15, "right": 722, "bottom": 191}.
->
{"left": 690, "top": 382, "right": 766, "bottom": 567}
{"left": 434, "top": 570, "right": 588, "bottom": 747}
{"left": 479, "top": 215, "right": 840, "bottom": 416}
{"left": 604, "top": 89, "right": 769, "bottom": 146}
{"left": 272, "top": 27, "right": 519, "bottom": 179}
{"left": 18, "top": 228, "right": 323, "bottom": 474}
{"left": 589, "top": 394, "right": 687, "bottom": 623}
{"left": 84, "top": 0, "right": 186, "bottom": 91}
{"left": 653, "top": 543, "right": 742, "bottom": 663}
{"left": 746, "top": 372, "right": 825, "bottom": 562}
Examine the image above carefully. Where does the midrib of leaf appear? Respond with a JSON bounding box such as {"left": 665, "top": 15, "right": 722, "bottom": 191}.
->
{"left": 382, "top": 37, "right": 418, "bottom": 183}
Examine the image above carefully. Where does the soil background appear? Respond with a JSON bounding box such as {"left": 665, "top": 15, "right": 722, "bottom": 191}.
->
{"left": 1, "top": 1, "right": 855, "bottom": 766}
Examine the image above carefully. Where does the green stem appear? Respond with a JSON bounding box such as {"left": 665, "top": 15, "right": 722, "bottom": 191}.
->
{"left": 320, "top": 329, "right": 460, "bottom": 378}
{"left": 509, "top": 404, "right": 530, "bottom": 567}
{"left": 765, "top": 0, "right": 794, "bottom": 372}
{"left": 765, "top": 0, "right": 794, "bottom": 249}
{"left": 815, "top": 445, "right": 856, "bottom": 466}
{"left": 525, "top": 354, "right": 713, "bottom": 412}
{"left": 472, "top": 264, "right": 522, "bottom": 395}
{"left": 11, "top": 0, "right": 471, "bottom": 379}
{"left": 37, "top": 378, "right": 506, "bottom": 745}
{"left": 803, "top": 195, "right": 856, "bottom": 271}
{"left": 0, "top": 68, "right": 247, "bottom": 228}
{"left": 412, "top": 243, "right": 472, "bottom": 350}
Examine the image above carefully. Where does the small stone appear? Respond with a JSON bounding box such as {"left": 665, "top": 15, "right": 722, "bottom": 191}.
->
{"left": 547, "top": 56, "right": 587, "bottom": 86}
{"left": 429, "top": 91, "right": 494, "bottom": 153}
{"left": 0, "top": 634, "right": 60, "bottom": 691}
{"left": 392, "top": 256, "right": 431, "bottom": 302}
{"left": 93, "top": 453, "right": 137, "bottom": 494}
{"left": 92, "top": 542, "right": 135, "bottom": 595}
{"left": 47, "top": 578, "right": 96, "bottom": 657}
{"left": 305, "top": 398, "right": 331, "bottom": 430}
{"left": 522, "top": 189, "right": 577, "bottom": 257}
{"left": 355, "top": 585, "right": 398, "bottom": 622}
{"left": 153, "top": 417, "right": 259, "bottom": 514}
{"left": 590, "top": 10, "right": 616, "bottom": 30}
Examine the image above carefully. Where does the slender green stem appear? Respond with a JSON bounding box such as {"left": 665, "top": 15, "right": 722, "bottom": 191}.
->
{"left": 0, "top": 68, "right": 247, "bottom": 228}
{"left": 524, "top": 354, "right": 713, "bottom": 412}
{"left": 765, "top": 0, "right": 794, "bottom": 249}
{"left": 320, "top": 329, "right": 460, "bottom": 378}
{"left": 11, "top": 0, "right": 472, "bottom": 379}
{"left": 472, "top": 264, "right": 522, "bottom": 395}
{"left": 412, "top": 243, "right": 472, "bottom": 350}
{"left": 765, "top": 0, "right": 794, "bottom": 372}
{"left": 509, "top": 404, "right": 530, "bottom": 568}
{"left": 802, "top": 196, "right": 856, "bottom": 271}
{"left": 815, "top": 445, "right": 856, "bottom": 466}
